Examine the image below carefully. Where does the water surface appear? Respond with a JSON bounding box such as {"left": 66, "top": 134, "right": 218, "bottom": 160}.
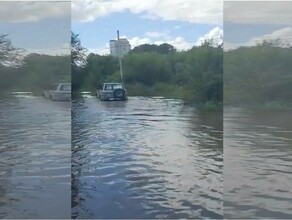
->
{"left": 0, "top": 95, "right": 71, "bottom": 218}
{"left": 72, "top": 96, "right": 223, "bottom": 219}
{"left": 224, "top": 107, "right": 292, "bottom": 219}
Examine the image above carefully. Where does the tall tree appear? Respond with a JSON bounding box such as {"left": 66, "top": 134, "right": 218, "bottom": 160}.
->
{"left": 71, "top": 31, "right": 87, "bottom": 68}
{"left": 130, "top": 43, "right": 176, "bottom": 54}
{"left": 71, "top": 31, "right": 87, "bottom": 91}
{"left": 0, "top": 34, "right": 25, "bottom": 67}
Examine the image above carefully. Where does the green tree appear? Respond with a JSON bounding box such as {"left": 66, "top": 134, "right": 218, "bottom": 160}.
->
{"left": 81, "top": 40, "right": 223, "bottom": 107}
{"left": 130, "top": 43, "right": 176, "bottom": 54}
{"left": 0, "top": 34, "right": 25, "bottom": 67}
{"left": 124, "top": 52, "right": 170, "bottom": 86}
{"left": 71, "top": 32, "right": 87, "bottom": 67}
{"left": 224, "top": 40, "right": 292, "bottom": 105}
{"left": 71, "top": 32, "right": 87, "bottom": 91}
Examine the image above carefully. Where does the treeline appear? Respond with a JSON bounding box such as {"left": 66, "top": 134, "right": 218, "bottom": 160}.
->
{"left": 224, "top": 41, "right": 292, "bottom": 107}
{"left": 0, "top": 54, "right": 70, "bottom": 94}
{"left": 0, "top": 34, "right": 70, "bottom": 94}
{"left": 73, "top": 41, "right": 223, "bottom": 107}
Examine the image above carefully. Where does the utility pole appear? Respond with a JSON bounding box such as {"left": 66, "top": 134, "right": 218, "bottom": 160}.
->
{"left": 117, "top": 30, "right": 124, "bottom": 82}
{"left": 119, "top": 55, "right": 124, "bottom": 82}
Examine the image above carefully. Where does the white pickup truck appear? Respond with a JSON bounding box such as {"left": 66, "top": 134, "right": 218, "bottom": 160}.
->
{"left": 43, "top": 83, "right": 71, "bottom": 101}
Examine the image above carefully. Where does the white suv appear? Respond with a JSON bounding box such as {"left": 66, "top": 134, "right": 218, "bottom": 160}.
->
{"left": 97, "top": 83, "right": 128, "bottom": 101}
{"left": 43, "top": 83, "right": 71, "bottom": 101}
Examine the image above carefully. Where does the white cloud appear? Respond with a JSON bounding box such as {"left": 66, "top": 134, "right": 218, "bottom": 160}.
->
{"left": 72, "top": 0, "right": 222, "bottom": 25}
{"left": 91, "top": 27, "right": 224, "bottom": 55}
{"left": 128, "top": 37, "right": 152, "bottom": 48}
{"left": 248, "top": 27, "right": 292, "bottom": 46}
{"left": 24, "top": 48, "right": 70, "bottom": 56}
{"left": 195, "top": 27, "right": 223, "bottom": 46}
{"left": 156, "top": 37, "right": 193, "bottom": 51}
{"left": 89, "top": 27, "right": 223, "bottom": 55}
{"left": 224, "top": 27, "right": 292, "bottom": 51}
{"left": 0, "top": 2, "right": 70, "bottom": 23}
{"left": 88, "top": 43, "right": 110, "bottom": 55}
{"left": 92, "top": 36, "right": 191, "bottom": 55}
{"left": 224, "top": 1, "right": 292, "bottom": 25}
{"left": 24, "top": 43, "right": 70, "bottom": 56}
{"left": 88, "top": 48, "right": 110, "bottom": 56}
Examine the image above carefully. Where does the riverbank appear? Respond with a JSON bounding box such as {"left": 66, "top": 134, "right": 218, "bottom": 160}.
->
{"left": 224, "top": 101, "right": 292, "bottom": 110}
{"left": 74, "top": 83, "right": 222, "bottom": 111}
{"left": 126, "top": 83, "right": 222, "bottom": 110}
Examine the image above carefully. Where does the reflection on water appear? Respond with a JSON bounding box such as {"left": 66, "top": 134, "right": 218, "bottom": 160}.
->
{"left": 72, "top": 96, "right": 223, "bottom": 219}
{"left": 224, "top": 107, "right": 292, "bottom": 219}
{"left": 0, "top": 95, "right": 71, "bottom": 218}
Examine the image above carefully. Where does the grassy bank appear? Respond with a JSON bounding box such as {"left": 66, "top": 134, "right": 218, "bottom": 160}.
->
{"left": 126, "top": 82, "right": 222, "bottom": 110}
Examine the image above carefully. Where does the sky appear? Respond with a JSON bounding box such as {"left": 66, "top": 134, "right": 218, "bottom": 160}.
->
{"left": 71, "top": 0, "right": 223, "bottom": 55}
{"left": 1, "top": 1, "right": 290, "bottom": 55}
{"left": 224, "top": 1, "right": 292, "bottom": 50}
{"left": 0, "top": 1, "right": 70, "bottom": 55}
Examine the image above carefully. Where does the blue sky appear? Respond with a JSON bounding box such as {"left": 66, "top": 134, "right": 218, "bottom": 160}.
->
{"left": 224, "top": 23, "right": 290, "bottom": 43}
{"left": 224, "top": 1, "right": 292, "bottom": 50}
{"left": 71, "top": 0, "right": 223, "bottom": 55}
{"left": 0, "top": 1, "right": 70, "bottom": 55}
{"left": 0, "top": 17, "right": 70, "bottom": 53}
{"left": 72, "top": 11, "right": 221, "bottom": 54}
{"left": 1, "top": 1, "right": 290, "bottom": 55}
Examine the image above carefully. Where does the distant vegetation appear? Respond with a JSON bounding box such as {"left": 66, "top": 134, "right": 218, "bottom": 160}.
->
{"left": 0, "top": 54, "right": 70, "bottom": 94}
{"left": 72, "top": 32, "right": 223, "bottom": 108}
{"left": 3, "top": 32, "right": 290, "bottom": 110}
{"left": 224, "top": 40, "right": 292, "bottom": 109}
{"left": 0, "top": 34, "right": 70, "bottom": 95}
{"left": 1, "top": 33, "right": 223, "bottom": 108}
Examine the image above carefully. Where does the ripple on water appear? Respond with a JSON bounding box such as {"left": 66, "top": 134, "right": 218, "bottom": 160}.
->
{"left": 0, "top": 96, "right": 71, "bottom": 219}
{"left": 72, "top": 96, "right": 223, "bottom": 219}
{"left": 224, "top": 108, "right": 292, "bottom": 219}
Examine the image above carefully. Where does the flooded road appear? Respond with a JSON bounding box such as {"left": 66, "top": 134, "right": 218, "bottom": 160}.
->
{"left": 72, "top": 96, "right": 223, "bottom": 219}
{"left": 224, "top": 108, "right": 292, "bottom": 219}
{"left": 0, "top": 95, "right": 71, "bottom": 218}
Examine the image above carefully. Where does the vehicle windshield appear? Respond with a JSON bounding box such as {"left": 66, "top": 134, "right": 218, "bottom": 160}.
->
{"left": 113, "top": 84, "right": 123, "bottom": 89}
{"left": 104, "top": 84, "right": 123, "bottom": 90}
